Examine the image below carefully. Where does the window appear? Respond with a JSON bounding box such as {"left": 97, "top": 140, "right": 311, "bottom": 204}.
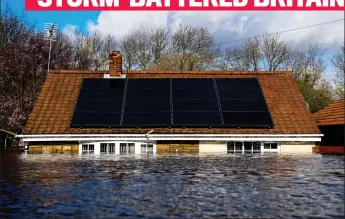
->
{"left": 82, "top": 144, "right": 94, "bottom": 154}
{"left": 227, "top": 142, "right": 243, "bottom": 154}
{"left": 264, "top": 143, "right": 271, "bottom": 149}
{"left": 227, "top": 142, "right": 235, "bottom": 152}
{"left": 263, "top": 143, "right": 279, "bottom": 152}
{"left": 109, "top": 143, "right": 115, "bottom": 153}
{"left": 271, "top": 143, "right": 278, "bottom": 149}
{"left": 141, "top": 144, "right": 154, "bottom": 154}
{"left": 253, "top": 142, "right": 261, "bottom": 153}
{"left": 120, "top": 143, "right": 135, "bottom": 155}
{"left": 235, "top": 142, "right": 243, "bottom": 153}
{"left": 101, "top": 143, "right": 107, "bottom": 153}
{"left": 100, "top": 143, "right": 116, "bottom": 154}
{"left": 120, "top": 143, "right": 126, "bottom": 154}
{"left": 227, "top": 141, "right": 278, "bottom": 154}
{"left": 244, "top": 142, "right": 252, "bottom": 152}
{"left": 141, "top": 144, "right": 146, "bottom": 153}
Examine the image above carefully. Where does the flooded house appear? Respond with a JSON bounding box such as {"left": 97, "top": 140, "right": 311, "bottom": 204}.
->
{"left": 17, "top": 51, "right": 323, "bottom": 155}
{"left": 312, "top": 98, "right": 344, "bottom": 154}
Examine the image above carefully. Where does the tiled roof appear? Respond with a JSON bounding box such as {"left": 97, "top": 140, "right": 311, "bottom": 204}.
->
{"left": 313, "top": 98, "right": 344, "bottom": 126}
{"left": 24, "top": 70, "right": 320, "bottom": 135}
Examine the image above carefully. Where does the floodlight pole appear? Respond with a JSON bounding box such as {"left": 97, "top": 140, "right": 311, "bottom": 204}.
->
{"left": 44, "top": 23, "right": 57, "bottom": 73}
{"left": 47, "top": 34, "right": 53, "bottom": 73}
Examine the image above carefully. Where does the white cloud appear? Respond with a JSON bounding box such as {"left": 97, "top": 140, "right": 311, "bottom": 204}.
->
{"left": 87, "top": 11, "right": 170, "bottom": 39}
{"left": 85, "top": 11, "right": 343, "bottom": 49}
{"left": 62, "top": 23, "right": 78, "bottom": 37}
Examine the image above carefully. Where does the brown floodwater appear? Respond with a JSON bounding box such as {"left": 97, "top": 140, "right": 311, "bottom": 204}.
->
{"left": 1, "top": 152, "right": 344, "bottom": 218}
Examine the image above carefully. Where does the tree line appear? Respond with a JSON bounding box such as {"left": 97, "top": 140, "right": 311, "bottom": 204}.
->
{"left": 0, "top": 7, "right": 344, "bottom": 133}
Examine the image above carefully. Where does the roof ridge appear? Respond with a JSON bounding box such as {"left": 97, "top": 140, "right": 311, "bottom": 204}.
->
{"left": 313, "top": 98, "right": 345, "bottom": 116}
{"left": 49, "top": 69, "right": 293, "bottom": 76}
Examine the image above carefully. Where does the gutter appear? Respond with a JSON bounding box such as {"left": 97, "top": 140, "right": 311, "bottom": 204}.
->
{"left": 17, "top": 133, "right": 323, "bottom": 142}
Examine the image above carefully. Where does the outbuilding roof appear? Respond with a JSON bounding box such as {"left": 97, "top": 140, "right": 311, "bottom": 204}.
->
{"left": 313, "top": 98, "right": 344, "bottom": 126}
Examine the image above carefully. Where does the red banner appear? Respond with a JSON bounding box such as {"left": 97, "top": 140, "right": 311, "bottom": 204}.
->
{"left": 26, "top": 0, "right": 344, "bottom": 10}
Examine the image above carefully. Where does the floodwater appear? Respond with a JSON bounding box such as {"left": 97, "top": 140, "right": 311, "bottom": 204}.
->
{"left": 1, "top": 152, "right": 344, "bottom": 218}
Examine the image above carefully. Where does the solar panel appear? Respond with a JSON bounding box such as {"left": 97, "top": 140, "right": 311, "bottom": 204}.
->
{"left": 173, "top": 112, "right": 222, "bottom": 126}
{"left": 173, "top": 88, "right": 216, "bottom": 99}
{"left": 172, "top": 78, "right": 214, "bottom": 89}
{"left": 215, "top": 78, "right": 260, "bottom": 89}
{"left": 126, "top": 89, "right": 170, "bottom": 100}
{"left": 217, "top": 88, "right": 263, "bottom": 100}
{"left": 173, "top": 100, "right": 219, "bottom": 112}
{"left": 222, "top": 112, "right": 273, "bottom": 127}
{"left": 125, "top": 100, "right": 170, "bottom": 112}
{"left": 127, "top": 79, "right": 169, "bottom": 90}
{"left": 70, "top": 78, "right": 273, "bottom": 128}
{"left": 70, "top": 79, "right": 125, "bottom": 128}
{"left": 122, "top": 112, "right": 171, "bottom": 126}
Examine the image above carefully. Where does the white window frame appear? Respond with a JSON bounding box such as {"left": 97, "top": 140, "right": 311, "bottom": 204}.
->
{"left": 120, "top": 143, "right": 135, "bottom": 155}
{"left": 227, "top": 141, "right": 280, "bottom": 154}
{"left": 100, "top": 143, "right": 116, "bottom": 154}
{"left": 78, "top": 142, "right": 156, "bottom": 155}
{"left": 82, "top": 144, "right": 95, "bottom": 154}
{"left": 140, "top": 143, "right": 154, "bottom": 154}
{"left": 262, "top": 142, "right": 280, "bottom": 153}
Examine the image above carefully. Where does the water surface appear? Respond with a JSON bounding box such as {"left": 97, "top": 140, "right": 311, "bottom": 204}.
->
{"left": 1, "top": 153, "right": 344, "bottom": 218}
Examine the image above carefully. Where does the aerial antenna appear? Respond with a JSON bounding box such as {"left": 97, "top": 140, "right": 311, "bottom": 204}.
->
{"left": 44, "top": 23, "right": 58, "bottom": 73}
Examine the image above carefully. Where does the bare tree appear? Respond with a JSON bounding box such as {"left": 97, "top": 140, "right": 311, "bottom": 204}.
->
{"left": 69, "top": 30, "right": 116, "bottom": 70}
{"left": 219, "top": 47, "right": 249, "bottom": 71}
{"left": 261, "top": 35, "right": 290, "bottom": 71}
{"left": 289, "top": 43, "right": 326, "bottom": 87}
{"left": 287, "top": 43, "right": 334, "bottom": 112}
{"left": 171, "top": 24, "right": 217, "bottom": 71}
{"left": 71, "top": 28, "right": 92, "bottom": 69}
{"left": 0, "top": 8, "right": 47, "bottom": 131}
{"left": 121, "top": 33, "right": 137, "bottom": 70}
{"left": 120, "top": 26, "right": 168, "bottom": 70}
{"left": 50, "top": 31, "right": 74, "bottom": 69}
{"left": 242, "top": 37, "right": 261, "bottom": 71}
{"left": 332, "top": 43, "right": 344, "bottom": 98}
{"left": 150, "top": 27, "right": 169, "bottom": 68}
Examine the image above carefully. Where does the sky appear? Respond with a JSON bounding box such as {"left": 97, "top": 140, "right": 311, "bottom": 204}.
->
{"left": 1, "top": 0, "right": 344, "bottom": 80}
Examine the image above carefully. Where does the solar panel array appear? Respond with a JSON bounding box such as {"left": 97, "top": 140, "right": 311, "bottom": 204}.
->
{"left": 70, "top": 78, "right": 274, "bottom": 128}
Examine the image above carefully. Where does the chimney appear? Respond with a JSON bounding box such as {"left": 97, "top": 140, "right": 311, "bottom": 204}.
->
{"left": 109, "top": 51, "right": 122, "bottom": 77}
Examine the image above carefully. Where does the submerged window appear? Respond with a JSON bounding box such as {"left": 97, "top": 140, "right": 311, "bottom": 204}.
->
{"left": 82, "top": 144, "right": 94, "bottom": 154}
{"left": 263, "top": 143, "right": 279, "bottom": 150}
{"left": 227, "top": 142, "right": 235, "bottom": 151}
{"left": 244, "top": 142, "right": 252, "bottom": 151}
{"left": 101, "top": 143, "right": 107, "bottom": 153}
{"left": 227, "top": 142, "right": 243, "bottom": 153}
{"left": 253, "top": 142, "right": 261, "bottom": 152}
{"left": 141, "top": 144, "right": 154, "bottom": 154}
{"left": 227, "top": 141, "right": 278, "bottom": 154}
{"left": 109, "top": 143, "right": 116, "bottom": 153}
{"left": 120, "top": 143, "right": 135, "bottom": 155}
{"left": 100, "top": 143, "right": 116, "bottom": 154}
{"left": 235, "top": 142, "right": 243, "bottom": 152}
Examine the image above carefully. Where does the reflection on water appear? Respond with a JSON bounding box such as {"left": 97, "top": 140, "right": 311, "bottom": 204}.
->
{"left": 1, "top": 153, "right": 344, "bottom": 218}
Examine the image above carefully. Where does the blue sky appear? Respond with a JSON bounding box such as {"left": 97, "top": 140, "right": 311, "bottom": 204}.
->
{"left": 1, "top": 0, "right": 99, "bottom": 31}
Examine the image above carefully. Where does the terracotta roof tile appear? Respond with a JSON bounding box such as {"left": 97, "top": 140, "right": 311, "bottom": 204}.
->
{"left": 313, "top": 98, "right": 345, "bottom": 126}
{"left": 24, "top": 70, "right": 320, "bottom": 135}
